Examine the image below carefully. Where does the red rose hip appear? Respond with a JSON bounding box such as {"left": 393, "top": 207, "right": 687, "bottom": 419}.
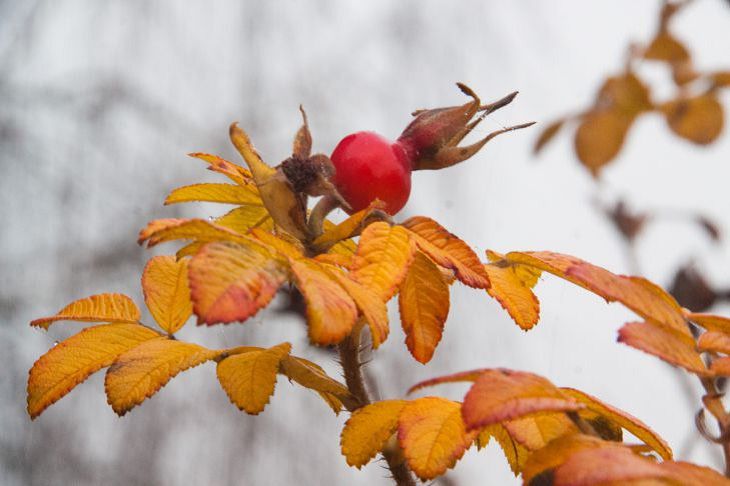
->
{"left": 330, "top": 131, "right": 412, "bottom": 215}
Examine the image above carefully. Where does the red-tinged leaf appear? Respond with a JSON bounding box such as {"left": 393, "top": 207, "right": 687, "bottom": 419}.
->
{"left": 484, "top": 250, "right": 541, "bottom": 330}
{"left": 325, "top": 269, "right": 389, "bottom": 348}
{"left": 533, "top": 118, "right": 566, "bottom": 154}
{"left": 105, "top": 338, "right": 219, "bottom": 416}
{"left": 398, "top": 252, "right": 450, "bottom": 363}
{"left": 188, "top": 152, "right": 253, "bottom": 186}
{"left": 505, "top": 251, "right": 691, "bottom": 340}
{"left": 402, "top": 216, "right": 489, "bottom": 289}
{"left": 687, "top": 313, "right": 730, "bottom": 333}
{"left": 397, "top": 397, "right": 477, "bottom": 481}
{"left": 461, "top": 369, "right": 582, "bottom": 430}
{"left": 188, "top": 242, "right": 287, "bottom": 325}
{"left": 217, "top": 343, "right": 291, "bottom": 414}
{"left": 710, "top": 357, "right": 730, "bottom": 376}
{"left": 165, "top": 183, "right": 262, "bottom": 206}
{"left": 142, "top": 256, "right": 192, "bottom": 334}
{"left": 138, "top": 218, "right": 253, "bottom": 248}
{"left": 289, "top": 259, "right": 358, "bottom": 346}
{"left": 31, "top": 293, "right": 141, "bottom": 329}
{"left": 522, "top": 434, "right": 612, "bottom": 485}
{"left": 502, "top": 413, "right": 577, "bottom": 451}
{"left": 560, "top": 387, "right": 672, "bottom": 460}
{"left": 350, "top": 222, "right": 416, "bottom": 301}
{"left": 407, "top": 369, "right": 489, "bottom": 395}
{"left": 697, "top": 332, "right": 730, "bottom": 355}
{"left": 340, "top": 399, "right": 407, "bottom": 468}
{"left": 662, "top": 95, "right": 725, "bottom": 145}
{"left": 477, "top": 424, "right": 531, "bottom": 476}
{"left": 249, "top": 228, "right": 304, "bottom": 259}
{"left": 311, "top": 200, "right": 387, "bottom": 253}
{"left": 27, "top": 323, "right": 160, "bottom": 419}
{"left": 574, "top": 109, "right": 632, "bottom": 176}
{"left": 619, "top": 321, "right": 709, "bottom": 376}
{"left": 658, "top": 461, "right": 730, "bottom": 485}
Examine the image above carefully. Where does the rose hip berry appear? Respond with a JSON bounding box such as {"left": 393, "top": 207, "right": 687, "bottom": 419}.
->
{"left": 330, "top": 132, "right": 412, "bottom": 215}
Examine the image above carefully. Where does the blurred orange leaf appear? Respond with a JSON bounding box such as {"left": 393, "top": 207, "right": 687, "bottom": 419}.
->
{"left": 27, "top": 323, "right": 160, "bottom": 419}
{"left": 574, "top": 109, "right": 632, "bottom": 176}
{"left": 618, "top": 321, "right": 709, "bottom": 376}
{"left": 402, "top": 216, "right": 489, "bottom": 289}
{"left": 340, "top": 399, "right": 406, "bottom": 468}
{"left": 597, "top": 73, "right": 652, "bottom": 115}
{"left": 397, "top": 397, "right": 477, "bottom": 481}
{"left": 533, "top": 118, "right": 566, "bottom": 154}
{"left": 105, "top": 338, "right": 219, "bottom": 416}
{"left": 484, "top": 250, "right": 541, "bottom": 330}
{"left": 662, "top": 95, "right": 724, "bottom": 145}
{"left": 142, "top": 256, "right": 193, "bottom": 334}
{"left": 644, "top": 32, "right": 690, "bottom": 63}
{"left": 164, "top": 183, "right": 262, "bottom": 206}
{"left": 560, "top": 387, "right": 672, "bottom": 459}
{"left": 188, "top": 242, "right": 287, "bottom": 325}
{"left": 697, "top": 332, "right": 730, "bottom": 355}
{"left": 31, "top": 293, "right": 141, "bottom": 329}
{"left": 289, "top": 259, "right": 358, "bottom": 345}
{"left": 217, "top": 343, "right": 291, "bottom": 414}
{"left": 350, "top": 222, "right": 415, "bottom": 301}
{"left": 398, "top": 252, "right": 450, "bottom": 363}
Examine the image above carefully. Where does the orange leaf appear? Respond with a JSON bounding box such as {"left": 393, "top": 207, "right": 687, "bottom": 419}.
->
{"left": 522, "top": 433, "right": 611, "bottom": 484}
{"left": 27, "top": 323, "right": 160, "bottom": 419}
{"left": 350, "top": 222, "right": 416, "bottom": 301}
{"left": 644, "top": 32, "right": 690, "bottom": 63}
{"left": 484, "top": 250, "right": 541, "bottom": 330}
{"left": 138, "top": 218, "right": 252, "bottom": 248}
{"left": 710, "top": 357, "right": 730, "bottom": 376}
{"left": 289, "top": 259, "right": 358, "bottom": 345}
{"left": 533, "top": 118, "right": 566, "bottom": 154}
{"left": 662, "top": 95, "right": 724, "bottom": 145}
{"left": 618, "top": 321, "right": 709, "bottom": 376}
{"left": 340, "top": 399, "right": 407, "bottom": 468}
{"left": 31, "top": 293, "right": 141, "bottom": 329}
{"left": 505, "top": 251, "right": 691, "bottom": 340}
{"left": 188, "top": 152, "right": 253, "bottom": 186}
{"left": 407, "top": 368, "right": 491, "bottom": 395}
{"left": 398, "top": 252, "right": 450, "bottom": 363}
{"left": 502, "top": 414, "right": 577, "bottom": 451}
{"left": 687, "top": 313, "right": 730, "bottom": 333}
{"left": 574, "top": 109, "right": 632, "bottom": 176}
{"left": 142, "top": 256, "right": 193, "bottom": 334}
{"left": 397, "top": 397, "right": 477, "bottom": 481}
{"left": 326, "top": 269, "right": 389, "bottom": 348}
{"left": 597, "top": 73, "right": 653, "bottom": 115}
{"left": 697, "top": 332, "right": 730, "bottom": 355}
{"left": 216, "top": 343, "right": 291, "bottom": 414}
{"left": 478, "top": 424, "right": 531, "bottom": 476}
{"left": 560, "top": 387, "right": 672, "bottom": 460}
{"left": 188, "top": 242, "right": 287, "bottom": 325}
{"left": 164, "top": 183, "right": 262, "bottom": 206}
{"left": 711, "top": 71, "right": 730, "bottom": 89}
{"left": 249, "top": 228, "right": 304, "bottom": 259}
{"left": 402, "top": 216, "right": 489, "bottom": 289}
{"left": 311, "top": 201, "right": 386, "bottom": 253}
{"left": 105, "top": 338, "right": 219, "bottom": 416}
{"left": 461, "top": 369, "right": 582, "bottom": 430}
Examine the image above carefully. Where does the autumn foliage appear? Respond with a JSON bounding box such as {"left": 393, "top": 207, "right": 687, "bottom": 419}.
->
{"left": 27, "top": 41, "right": 730, "bottom": 486}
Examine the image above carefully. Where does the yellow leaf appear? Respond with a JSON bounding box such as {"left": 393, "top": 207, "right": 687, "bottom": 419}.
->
{"left": 340, "top": 399, "right": 407, "bottom": 468}
{"left": 351, "top": 222, "right": 416, "bottom": 301}
{"left": 311, "top": 201, "right": 386, "bottom": 253}
{"left": 216, "top": 205, "right": 273, "bottom": 234}
{"left": 279, "top": 355, "right": 353, "bottom": 413}
{"left": 484, "top": 250, "right": 541, "bottom": 331}
{"left": 560, "top": 387, "right": 672, "bottom": 460}
{"left": 188, "top": 152, "right": 253, "bottom": 186}
{"left": 398, "top": 252, "right": 450, "bottom": 363}
{"left": 662, "top": 95, "right": 724, "bottom": 145}
{"left": 138, "top": 218, "right": 253, "bottom": 248}
{"left": 31, "top": 293, "right": 141, "bottom": 329}
{"left": 502, "top": 413, "right": 577, "bottom": 451}
{"left": 164, "top": 183, "right": 262, "bottom": 206}
{"left": 687, "top": 313, "right": 730, "bottom": 333}
{"left": 229, "top": 123, "right": 308, "bottom": 240}
{"left": 574, "top": 109, "right": 632, "bottom": 176}
{"left": 402, "top": 216, "right": 489, "bottom": 289}
{"left": 618, "top": 321, "right": 709, "bottom": 377}
{"left": 27, "top": 323, "right": 160, "bottom": 419}
{"left": 478, "top": 424, "right": 531, "bottom": 476}
{"left": 250, "top": 228, "right": 304, "bottom": 259}
{"left": 188, "top": 242, "right": 287, "bottom": 325}
{"left": 216, "top": 343, "right": 291, "bottom": 414}
{"left": 397, "top": 397, "right": 477, "bottom": 481}
{"left": 461, "top": 369, "right": 582, "bottom": 430}
{"left": 105, "top": 338, "right": 218, "bottom": 416}
{"left": 289, "top": 259, "right": 358, "bottom": 345}
{"left": 142, "top": 256, "right": 192, "bottom": 334}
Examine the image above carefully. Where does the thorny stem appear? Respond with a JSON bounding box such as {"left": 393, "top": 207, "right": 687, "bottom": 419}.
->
{"left": 338, "top": 323, "right": 417, "bottom": 486}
